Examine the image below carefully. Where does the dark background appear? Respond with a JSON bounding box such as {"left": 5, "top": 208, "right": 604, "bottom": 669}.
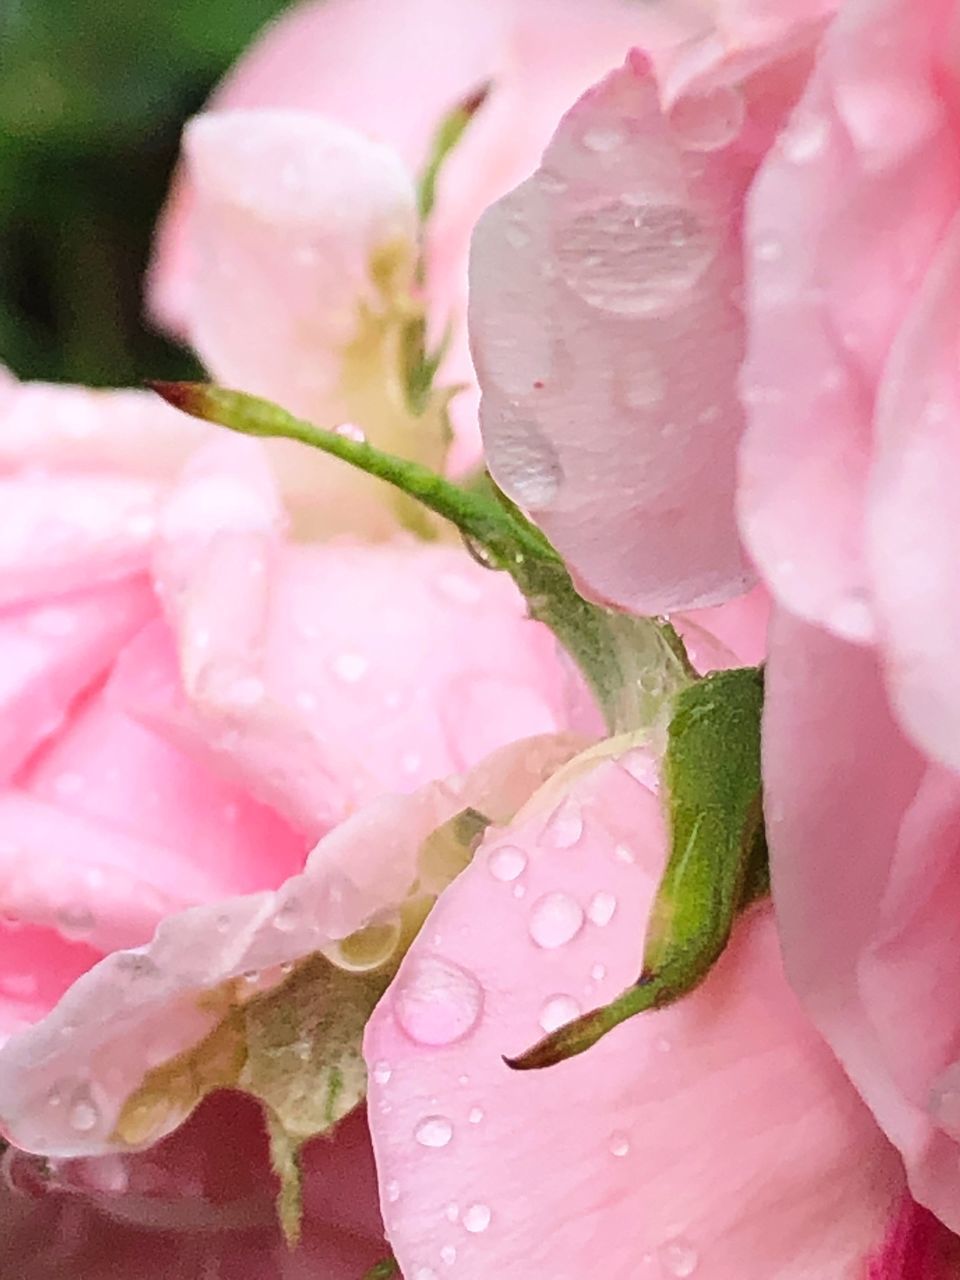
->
{"left": 0, "top": 0, "right": 292, "bottom": 386}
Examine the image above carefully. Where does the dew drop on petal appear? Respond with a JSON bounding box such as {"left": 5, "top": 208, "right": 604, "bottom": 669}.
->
{"left": 582, "top": 124, "right": 625, "bottom": 152}
{"left": 591, "top": 963, "right": 607, "bottom": 982}
{"left": 68, "top": 1087, "right": 100, "bottom": 1134}
{"left": 668, "top": 85, "right": 745, "bottom": 152}
{"left": 544, "top": 799, "right": 583, "bottom": 849}
{"left": 781, "top": 113, "right": 829, "bottom": 164}
{"left": 660, "top": 1239, "right": 699, "bottom": 1277}
{"left": 468, "top": 1107, "right": 485, "bottom": 1125}
{"left": 613, "top": 843, "right": 636, "bottom": 865}
{"left": 331, "top": 652, "right": 368, "bottom": 683}
{"left": 587, "top": 891, "right": 618, "bottom": 927}
{"left": 394, "top": 956, "right": 484, "bottom": 1047}
{"left": 386, "top": 1179, "right": 400, "bottom": 1204}
{"left": 539, "top": 994, "right": 582, "bottom": 1033}
{"left": 463, "top": 1203, "right": 492, "bottom": 1234}
{"left": 488, "top": 845, "right": 528, "bottom": 883}
{"left": 513, "top": 883, "right": 527, "bottom": 900}
{"left": 557, "top": 200, "right": 718, "bottom": 316}
{"left": 529, "top": 892, "right": 584, "bottom": 949}
{"left": 372, "top": 1061, "right": 392, "bottom": 1086}
{"left": 609, "top": 1131, "right": 631, "bottom": 1157}
{"left": 415, "top": 1268, "right": 438, "bottom": 1280}
{"left": 56, "top": 905, "right": 96, "bottom": 940}
{"left": 440, "top": 1245, "right": 457, "bottom": 1266}
{"left": 493, "top": 421, "right": 564, "bottom": 510}
{"left": 415, "top": 1116, "right": 453, "bottom": 1149}
{"left": 445, "top": 1203, "right": 460, "bottom": 1223}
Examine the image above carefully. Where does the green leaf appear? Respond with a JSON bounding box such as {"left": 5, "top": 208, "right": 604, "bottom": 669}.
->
{"left": 508, "top": 666, "right": 768, "bottom": 1069}
{"left": 241, "top": 954, "right": 395, "bottom": 1245}
{"left": 150, "top": 383, "right": 696, "bottom": 735}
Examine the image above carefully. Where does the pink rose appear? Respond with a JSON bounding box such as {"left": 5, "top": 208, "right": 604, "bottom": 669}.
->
{"left": 362, "top": 705, "right": 916, "bottom": 1278}
{"left": 0, "top": 365, "right": 572, "bottom": 1268}
{"left": 148, "top": 0, "right": 709, "bottom": 467}
{"left": 468, "top": 0, "right": 960, "bottom": 1240}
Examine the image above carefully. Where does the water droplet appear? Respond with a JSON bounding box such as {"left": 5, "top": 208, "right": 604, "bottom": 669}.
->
{"left": 660, "top": 1239, "right": 699, "bottom": 1276}
{"left": 587, "top": 891, "right": 618, "bottom": 927}
{"left": 372, "top": 1061, "right": 393, "bottom": 1086}
{"left": 440, "top": 1244, "right": 457, "bottom": 1266}
{"left": 529, "top": 892, "right": 584, "bottom": 949}
{"left": 539, "top": 994, "right": 582, "bottom": 1033}
{"left": 272, "top": 898, "right": 299, "bottom": 933}
{"left": 781, "top": 113, "right": 828, "bottom": 164}
{"left": 334, "top": 423, "right": 366, "bottom": 443}
{"left": 753, "top": 234, "right": 783, "bottom": 263}
{"left": 414, "top": 1268, "right": 438, "bottom": 1280}
{"left": 613, "top": 843, "right": 635, "bottom": 864}
{"left": 505, "top": 221, "right": 531, "bottom": 250}
{"left": 445, "top": 1202, "right": 460, "bottom": 1223}
{"left": 583, "top": 124, "right": 625, "bottom": 152}
{"left": 591, "top": 963, "right": 607, "bottom": 982}
{"left": 468, "top": 1107, "right": 485, "bottom": 1125}
{"left": 386, "top": 1179, "right": 400, "bottom": 1203}
{"left": 668, "top": 85, "right": 745, "bottom": 152}
{"left": 545, "top": 799, "right": 583, "bottom": 849}
{"left": 332, "top": 652, "right": 368, "bottom": 683}
{"left": 68, "top": 1087, "right": 100, "bottom": 1133}
{"left": 56, "top": 904, "right": 95, "bottom": 940}
{"left": 513, "top": 883, "right": 527, "bottom": 899}
{"left": 609, "top": 1131, "right": 630, "bottom": 1157}
{"left": 488, "top": 845, "right": 528, "bottom": 883}
{"left": 394, "top": 955, "right": 484, "bottom": 1046}
{"left": 415, "top": 1116, "right": 453, "bottom": 1149}
{"left": 617, "top": 351, "right": 665, "bottom": 411}
{"left": 463, "top": 1203, "right": 492, "bottom": 1234}
{"left": 295, "top": 689, "right": 318, "bottom": 712}
{"left": 557, "top": 200, "right": 717, "bottom": 316}
{"left": 493, "top": 421, "right": 563, "bottom": 510}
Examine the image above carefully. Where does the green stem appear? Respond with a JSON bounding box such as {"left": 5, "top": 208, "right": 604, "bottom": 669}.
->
{"left": 150, "top": 383, "right": 695, "bottom": 735}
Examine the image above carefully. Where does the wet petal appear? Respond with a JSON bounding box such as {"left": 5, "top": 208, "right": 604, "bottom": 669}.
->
{"left": 365, "top": 750, "right": 903, "bottom": 1278}
{"left": 739, "top": 0, "right": 960, "bottom": 641}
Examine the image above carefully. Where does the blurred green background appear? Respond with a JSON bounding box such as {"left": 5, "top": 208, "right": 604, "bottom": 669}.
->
{"left": 0, "top": 0, "right": 291, "bottom": 386}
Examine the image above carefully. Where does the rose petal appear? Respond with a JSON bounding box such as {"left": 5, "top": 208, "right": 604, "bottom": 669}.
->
{"left": 0, "top": 578, "right": 154, "bottom": 783}
{"left": 0, "top": 735, "right": 575, "bottom": 1157}
{"left": 764, "top": 606, "right": 960, "bottom": 1234}
{"left": 738, "top": 0, "right": 960, "bottom": 641}
{"left": 469, "top": 51, "right": 766, "bottom": 613}
{"left": 365, "top": 750, "right": 903, "bottom": 1278}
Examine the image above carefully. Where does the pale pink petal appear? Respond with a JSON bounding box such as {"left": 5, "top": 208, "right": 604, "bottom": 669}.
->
{"left": 868, "top": 214, "right": 960, "bottom": 771}
{"left": 764, "top": 607, "right": 960, "bottom": 1233}
{"left": 678, "top": 583, "right": 770, "bottom": 669}
{"left": 0, "top": 924, "right": 102, "bottom": 1042}
{"left": 0, "top": 736, "right": 574, "bottom": 1157}
{"left": 136, "top": 440, "right": 571, "bottom": 836}
{"left": 0, "top": 474, "right": 159, "bottom": 606}
{"left": 182, "top": 110, "right": 416, "bottom": 420}
{"left": 22, "top": 672, "right": 307, "bottom": 898}
{"left": 469, "top": 51, "right": 768, "bottom": 613}
{"left": 738, "top": 0, "right": 960, "bottom": 641}
{"left": 0, "top": 578, "right": 154, "bottom": 783}
{"left": 0, "top": 383, "right": 210, "bottom": 477}
{"left": 147, "top": 0, "right": 511, "bottom": 335}
{"left": 365, "top": 751, "right": 903, "bottom": 1279}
